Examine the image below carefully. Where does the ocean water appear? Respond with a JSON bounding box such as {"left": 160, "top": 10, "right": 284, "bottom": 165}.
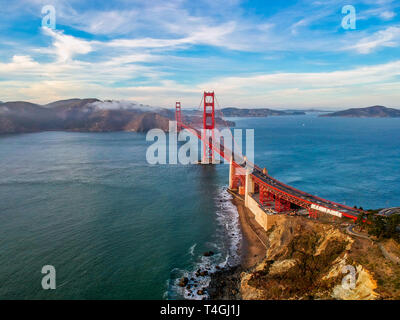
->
{"left": 0, "top": 114, "right": 399, "bottom": 299}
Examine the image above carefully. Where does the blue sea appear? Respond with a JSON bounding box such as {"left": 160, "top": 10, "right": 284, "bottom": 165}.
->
{"left": 0, "top": 114, "right": 399, "bottom": 299}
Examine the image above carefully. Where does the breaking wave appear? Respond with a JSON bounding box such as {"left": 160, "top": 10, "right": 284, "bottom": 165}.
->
{"left": 166, "top": 187, "right": 242, "bottom": 300}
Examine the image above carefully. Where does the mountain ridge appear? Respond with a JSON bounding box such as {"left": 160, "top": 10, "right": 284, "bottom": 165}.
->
{"left": 320, "top": 105, "right": 400, "bottom": 118}
{"left": 0, "top": 99, "right": 233, "bottom": 134}
{"left": 0, "top": 99, "right": 173, "bottom": 134}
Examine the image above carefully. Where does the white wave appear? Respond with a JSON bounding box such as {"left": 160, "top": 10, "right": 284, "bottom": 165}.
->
{"left": 189, "top": 243, "right": 197, "bottom": 256}
{"left": 167, "top": 186, "right": 242, "bottom": 300}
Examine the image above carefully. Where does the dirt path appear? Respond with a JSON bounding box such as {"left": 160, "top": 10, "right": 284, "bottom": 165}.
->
{"left": 346, "top": 225, "right": 400, "bottom": 265}
{"left": 379, "top": 243, "right": 400, "bottom": 265}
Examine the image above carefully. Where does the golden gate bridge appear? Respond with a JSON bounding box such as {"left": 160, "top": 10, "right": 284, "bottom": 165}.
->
{"left": 175, "top": 92, "right": 361, "bottom": 221}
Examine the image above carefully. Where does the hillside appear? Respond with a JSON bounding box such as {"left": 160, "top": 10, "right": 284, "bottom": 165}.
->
{"left": 209, "top": 215, "right": 400, "bottom": 300}
{"left": 221, "top": 107, "right": 305, "bottom": 117}
{"left": 321, "top": 106, "right": 400, "bottom": 118}
{"left": 0, "top": 99, "right": 225, "bottom": 134}
{"left": 0, "top": 101, "right": 61, "bottom": 133}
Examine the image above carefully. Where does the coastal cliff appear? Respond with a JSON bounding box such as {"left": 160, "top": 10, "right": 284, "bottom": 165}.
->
{"left": 210, "top": 213, "right": 400, "bottom": 300}
{"left": 239, "top": 216, "right": 378, "bottom": 300}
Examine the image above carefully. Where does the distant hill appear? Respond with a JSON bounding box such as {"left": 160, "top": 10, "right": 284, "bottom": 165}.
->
{"left": 0, "top": 101, "right": 61, "bottom": 133}
{"left": 320, "top": 106, "right": 400, "bottom": 118}
{"left": 221, "top": 107, "right": 305, "bottom": 117}
{"left": 0, "top": 99, "right": 171, "bottom": 134}
{"left": 43, "top": 98, "right": 100, "bottom": 109}
{"left": 0, "top": 99, "right": 233, "bottom": 134}
{"left": 284, "top": 108, "right": 330, "bottom": 113}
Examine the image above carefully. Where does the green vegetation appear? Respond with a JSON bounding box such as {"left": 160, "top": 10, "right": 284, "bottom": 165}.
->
{"left": 356, "top": 211, "right": 400, "bottom": 241}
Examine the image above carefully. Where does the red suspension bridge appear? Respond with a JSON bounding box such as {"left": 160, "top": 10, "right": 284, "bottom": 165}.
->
{"left": 175, "top": 92, "right": 362, "bottom": 221}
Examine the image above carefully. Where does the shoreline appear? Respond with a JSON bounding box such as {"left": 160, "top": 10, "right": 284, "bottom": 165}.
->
{"left": 208, "top": 190, "right": 267, "bottom": 299}
{"left": 209, "top": 191, "right": 400, "bottom": 300}
{"left": 230, "top": 193, "right": 267, "bottom": 269}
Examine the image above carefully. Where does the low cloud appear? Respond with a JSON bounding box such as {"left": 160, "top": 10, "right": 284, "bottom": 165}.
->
{"left": 88, "top": 100, "right": 165, "bottom": 112}
{"left": 2, "top": 57, "right": 400, "bottom": 109}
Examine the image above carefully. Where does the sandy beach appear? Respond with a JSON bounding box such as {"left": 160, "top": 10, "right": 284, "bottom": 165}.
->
{"left": 230, "top": 195, "right": 267, "bottom": 269}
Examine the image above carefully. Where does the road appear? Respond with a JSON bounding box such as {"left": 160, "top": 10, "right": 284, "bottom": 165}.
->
{"left": 251, "top": 166, "right": 361, "bottom": 219}
{"left": 346, "top": 225, "right": 400, "bottom": 265}
{"left": 379, "top": 207, "right": 400, "bottom": 216}
{"left": 182, "top": 123, "right": 361, "bottom": 220}
{"left": 346, "top": 225, "right": 371, "bottom": 240}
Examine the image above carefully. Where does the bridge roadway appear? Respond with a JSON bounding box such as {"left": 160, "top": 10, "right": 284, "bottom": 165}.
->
{"left": 250, "top": 165, "right": 360, "bottom": 220}
{"left": 180, "top": 122, "right": 361, "bottom": 220}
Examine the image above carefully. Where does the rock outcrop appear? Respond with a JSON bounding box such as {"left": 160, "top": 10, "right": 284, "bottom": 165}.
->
{"left": 239, "top": 216, "right": 379, "bottom": 300}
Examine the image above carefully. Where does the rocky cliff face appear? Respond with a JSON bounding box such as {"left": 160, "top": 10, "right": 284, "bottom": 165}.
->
{"left": 239, "top": 216, "right": 379, "bottom": 300}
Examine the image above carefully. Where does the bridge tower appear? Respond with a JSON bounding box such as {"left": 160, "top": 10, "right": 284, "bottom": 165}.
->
{"left": 202, "top": 91, "right": 215, "bottom": 163}
{"left": 175, "top": 101, "right": 182, "bottom": 131}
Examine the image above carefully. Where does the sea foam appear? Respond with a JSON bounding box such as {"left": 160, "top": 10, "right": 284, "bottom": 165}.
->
{"left": 166, "top": 187, "right": 242, "bottom": 300}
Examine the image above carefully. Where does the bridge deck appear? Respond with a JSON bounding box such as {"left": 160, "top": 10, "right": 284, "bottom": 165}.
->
{"left": 180, "top": 123, "right": 360, "bottom": 220}
{"left": 251, "top": 166, "right": 360, "bottom": 219}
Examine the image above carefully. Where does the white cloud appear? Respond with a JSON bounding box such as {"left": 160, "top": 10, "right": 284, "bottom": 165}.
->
{"left": 42, "top": 27, "right": 93, "bottom": 62}
{"left": 105, "top": 22, "right": 238, "bottom": 50}
{"left": 380, "top": 11, "right": 396, "bottom": 20}
{"left": 76, "top": 10, "right": 139, "bottom": 35}
{"left": 0, "top": 55, "right": 39, "bottom": 72}
{"left": 2, "top": 0, "right": 400, "bottom": 108}
{"left": 7, "top": 0, "right": 400, "bottom": 56}
{"left": 348, "top": 26, "right": 400, "bottom": 54}
{"left": 2, "top": 50, "right": 400, "bottom": 109}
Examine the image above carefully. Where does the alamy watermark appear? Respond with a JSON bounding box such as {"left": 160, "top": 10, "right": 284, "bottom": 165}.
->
{"left": 41, "top": 265, "right": 56, "bottom": 290}
{"left": 41, "top": 5, "right": 56, "bottom": 30}
{"left": 146, "top": 121, "right": 254, "bottom": 168}
{"left": 342, "top": 5, "right": 356, "bottom": 30}
{"left": 341, "top": 265, "right": 357, "bottom": 290}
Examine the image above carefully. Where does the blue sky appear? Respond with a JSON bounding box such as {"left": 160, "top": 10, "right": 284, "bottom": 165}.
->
{"left": 0, "top": 0, "right": 400, "bottom": 109}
